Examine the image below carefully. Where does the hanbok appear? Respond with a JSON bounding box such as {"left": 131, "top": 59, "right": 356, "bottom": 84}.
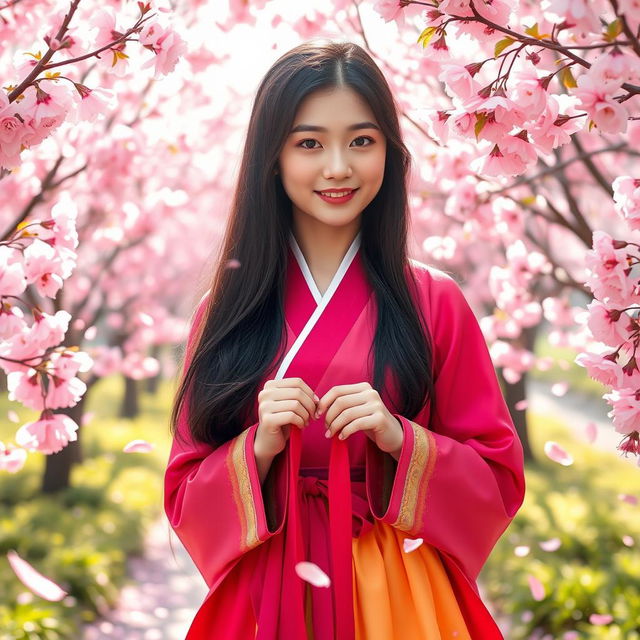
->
{"left": 164, "top": 230, "right": 526, "bottom": 639}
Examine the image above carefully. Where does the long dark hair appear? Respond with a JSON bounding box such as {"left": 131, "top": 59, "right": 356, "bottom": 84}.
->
{"left": 170, "top": 40, "right": 437, "bottom": 448}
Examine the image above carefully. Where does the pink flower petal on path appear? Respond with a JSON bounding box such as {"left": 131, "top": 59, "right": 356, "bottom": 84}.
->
{"left": 527, "top": 574, "right": 545, "bottom": 601}
{"left": 618, "top": 493, "right": 638, "bottom": 506}
{"left": 551, "top": 381, "right": 569, "bottom": 396}
{"left": 622, "top": 535, "right": 634, "bottom": 546}
{"left": 589, "top": 613, "right": 613, "bottom": 625}
{"left": 514, "top": 545, "right": 530, "bottom": 557}
{"left": 403, "top": 537, "right": 424, "bottom": 553}
{"left": 123, "top": 439, "right": 154, "bottom": 453}
{"left": 295, "top": 561, "right": 330, "bottom": 588}
{"left": 539, "top": 538, "right": 562, "bottom": 552}
{"left": 544, "top": 441, "right": 574, "bottom": 466}
{"left": 585, "top": 421, "right": 598, "bottom": 443}
{"left": 515, "top": 399, "right": 528, "bottom": 410}
{"left": 7, "top": 550, "right": 67, "bottom": 601}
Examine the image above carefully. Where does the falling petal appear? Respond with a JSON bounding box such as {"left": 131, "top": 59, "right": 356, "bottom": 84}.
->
{"left": 403, "top": 537, "right": 424, "bottom": 553}
{"left": 295, "top": 561, "right": 330, "bottom": 588}
{"left": 618, "top": 493, "right": 638, "bottom": 505}
{"left": 551, "top": 381, "right": 569, "bottom": 396}
{"left": 539, "top": 538, "right": 562, "bottom": 552}
{"left": 585, "top": 421, "right": 597, "bottom": 443}
{"left": 558, "top": 360, "right": 570, "bottom": 371}
{"left": 589, "top": 613, "right": 613, "bottom": 625}
{"left": 563, "top": 632, "right": 579, "bottom": 639}
{"left": 7, "top": 550, "right": 67, "bottom": 601}
{"left": 7, "top": 410, "right": 19, "bottom": 423}
{"left": 544, "top": 441, "right": 574, "bottom": 466}
{"left": 123, "top": 439, "right": 154, "bottom": 453}
{"left": 81, "top": 412, "right": 94, "bottom": 426}
{"left": 225, "top": 258, "right": 241, "bottom": 269}
{"left": 521, "top": 610, "right": 534, "bottom": 623}
{"left": 515, "top": 399, "right": 528, "bottom": 410}
{"left": 514, "top": 545, "right": 530, "bottom": 557}
{"left": 622, "top": 535, "right": 634, "bottom": 547}
{"left": 527, "top": 574, "right": 545, "bottom": 601}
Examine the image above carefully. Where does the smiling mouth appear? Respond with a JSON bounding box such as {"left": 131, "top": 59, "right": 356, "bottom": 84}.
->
{"left": 315, "top": 188, "right": 359, "bottom": 198}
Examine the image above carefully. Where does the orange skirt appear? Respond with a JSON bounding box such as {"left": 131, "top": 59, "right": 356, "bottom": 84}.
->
{"left": 301, "top": 519, "right": 472, "bottom": 639}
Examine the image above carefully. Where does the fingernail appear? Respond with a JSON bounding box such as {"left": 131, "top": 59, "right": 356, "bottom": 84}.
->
{"left": 325, "top": 430, "right": 331, "bottom": 438}
{"left": 314, "top": 410, "right": 319, "bottom": 419}
{"left": 313, "top": 394, "right": 319, "bottom": 402}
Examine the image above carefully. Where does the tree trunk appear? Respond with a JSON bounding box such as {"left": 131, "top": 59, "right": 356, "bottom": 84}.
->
{"left": 121, "top": 375, "right": 139, "bottom": 418}
{"left": 42, "top": 400, "right": 85, "bottom": 494}
{"left": 497, "top": 323, "right": 540, "bottom": 465}
{"left": 500, "top": 367, "right": 535, "bottom": 464}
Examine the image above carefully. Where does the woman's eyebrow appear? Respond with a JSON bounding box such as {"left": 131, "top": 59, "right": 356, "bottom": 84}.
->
{"left": 289, "top": 121, "right": 381, "bottom": 134}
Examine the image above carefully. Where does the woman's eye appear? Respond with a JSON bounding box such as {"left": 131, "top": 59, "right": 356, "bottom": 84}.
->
{"left": 351, "top": 136, "right": 374, "bottom": 147}
{"left": 297, "top": 136, "right": 374, "bottom": 150}
{"left": 299, "top": 139, "right": 319, "bottom": 150}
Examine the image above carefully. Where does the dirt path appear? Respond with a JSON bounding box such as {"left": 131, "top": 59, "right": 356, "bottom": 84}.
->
{"left": 82, "top": 518, "right": 207, "bottom": 639}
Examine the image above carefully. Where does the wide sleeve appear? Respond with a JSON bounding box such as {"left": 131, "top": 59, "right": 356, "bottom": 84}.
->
{"left": 364, "top": 270, "right": 526, "bottom": 583}
{"left": 163, "top": 293, "right": 289, "bottom": 589}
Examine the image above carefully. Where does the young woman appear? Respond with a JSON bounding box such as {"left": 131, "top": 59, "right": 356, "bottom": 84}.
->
{"left": 164, "top": 40, "right": 526, "bottom": 640}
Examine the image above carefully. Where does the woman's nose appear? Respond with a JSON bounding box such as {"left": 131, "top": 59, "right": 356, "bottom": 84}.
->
{"left": 323, "top": 150, "right": 352, "bottom": 179}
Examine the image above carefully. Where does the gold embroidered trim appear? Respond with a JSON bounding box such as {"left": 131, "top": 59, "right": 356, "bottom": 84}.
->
{"left": 393, "top": 420, "right": 432, "bottom": 532}
{"left": 228, "top": 428, "right": 260, "bottom": 551}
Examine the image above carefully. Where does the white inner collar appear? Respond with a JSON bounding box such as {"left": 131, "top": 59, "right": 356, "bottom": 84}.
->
{"left": 288, "top": 229, "right": 362, "bottom": 305}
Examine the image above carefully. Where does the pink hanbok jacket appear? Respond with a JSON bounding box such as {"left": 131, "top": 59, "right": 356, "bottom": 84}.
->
{"left": 164, "top": 230, "right": 526, "bottom": 639}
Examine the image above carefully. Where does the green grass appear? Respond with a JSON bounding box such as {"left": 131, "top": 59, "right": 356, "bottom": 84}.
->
{"left": 481, "top": 409, "right": 640, "bottom": 639}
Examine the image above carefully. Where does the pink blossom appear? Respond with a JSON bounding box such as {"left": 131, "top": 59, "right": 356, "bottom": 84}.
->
{"left": 22, "top": 239, "right": 65, "bottom": 298}
{"left": 0, "top": 246, "right": 27, "bottom": 296}
{"left": 91, "top": 345, "right": 123, "bottom": 377}
{"left": 619, "top": 0, "right": 640, "bottom": 20}
{"left": 140, "top": 26, "right": 187, "bottom": 77}
{"left": 530, "top": 95, "right": 583, "bottom": 154}
{"left": 0, "top": 442, "right": 27, "bottom": 473}
{"left": 575, "top": 351, "right": 625, "bottom": 387}
{"left": 372, "top": 0, "right": 422, "bottom": 26}
{"left": 489, "top": 340, "right": 535, "bottom": 383}
{"left": 464, "top": 93, "right": 527, "bottom": 131}
{"left": 603, "top": 387, "right": 640, "bottom": 435}
{"left": 585, "top": 231, "right": 637, "bottom": 305}
{"left": 439, "top": 65, "right": 479, "bottom": 101}
{"left": 542, "top": 297, "right": 578, "bottom": 326}
{"left": 511, "top": 71, "right": 549, "bottom": 119}
{"left": 545, "top": 0, "right": 601, "bottom": 33}
{"left": 0, "top": 305, "right": 26, "bottom": 345}
{"left": 612, "top": 176, "right": 640, "bottom": 230}
{"left": 574, "top": 74, "right": 628, "bottom": 134}
{"left": 589, "top": 49, "right": 640, "bottom": 90}
{"left": 586, "top": 300, "right": 631, "bottom": 347}
{"left": 501, "top": 132, "right": 538, "bottom": 168}
{"left": 450, "top": 110, "right": 475, "bottom": 137}
{"left": 90, "top": 8, "right": 119, "bottom": 49}
{"left": 69, "top": 85, "right": 116, "bottom": 124}
{"left": 15, "top": 411, "right": 79, "bottom": 454}
{"left": 48, "top": 346, "right": 93, "bottom": 381}
{"left": 422, "top": 110, "right": 450, "bottom": 144}
{"left": 475, "top": 144, "right": 527, "bottom": 177}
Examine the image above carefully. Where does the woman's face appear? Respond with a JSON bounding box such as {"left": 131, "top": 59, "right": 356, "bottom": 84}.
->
{"left": 277, "top": 86, "right": 387, "bottom": 231}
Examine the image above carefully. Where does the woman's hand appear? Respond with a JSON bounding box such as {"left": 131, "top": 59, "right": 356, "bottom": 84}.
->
{"left": 255, "top": 377, "right": 318, "bottom": 458}
{"left": 315, "top": 382, "right": 404, "bottom": 456}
